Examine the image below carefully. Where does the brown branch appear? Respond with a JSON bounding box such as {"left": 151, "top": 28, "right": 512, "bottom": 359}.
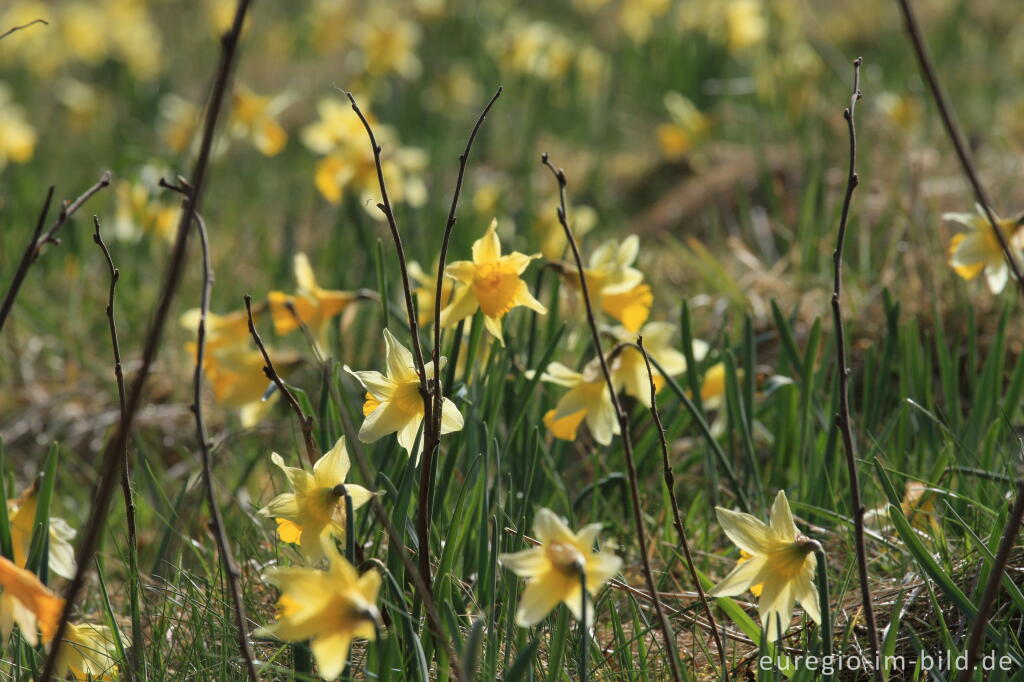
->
{"left": 244, "top": 295, "right": 318, "bottom": 468}
{"left": 959, "top": 480, "right": 1024, "bottom": 680}
{"left": 35, "top": 171, "right": 113, "bottom": 255}
{"left": 830, "top": 57, "right": 881, "bottom": 682}
{"left": 40, "top": 2, "right": 252, "bottom": 679}
{"left": 92, "top": 217, "right": 144, "bottom": 680}
{"left": 636, "top": 337, "right": 727, "bottom": 677}
{"left": 0, "top": 18, "right": 47, "bottom": 40}
{"left": 895, "top": 0, "right": 1024, "bottom": 298}
{"left": 541, "top": 153, "right": 683, "bottom": 682}
{"left": 189, "top": 205, "right": 259, "bottom": 680}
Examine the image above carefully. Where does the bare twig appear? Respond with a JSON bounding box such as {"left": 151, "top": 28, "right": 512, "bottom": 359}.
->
{"left": 541, "top": 154, "right": 683, "bottom": 682}
{"left": 895, "top": 0, "right": 1024, "bottom": 298}
{"left": 191, "top": 210, "right": 259, "bottom": 680}
{"left": 959, "top": 480, "right": 1024, "bottom": 681}
{"left": 36, "top": 171, "right": 113, "bottom": 255}
{"left": 0, "top": 18, "right": 47, "bottom": 41}
{"left": 830, "top": 57, "right": 881, "bottom": 682}
{"left": 92, "top": 217, "right": 144, "bottom": 681}
{"left": 40, "top": 3, "right": 252, "bottom": 679}
{"left": 636, "top": 337, "right": 727, "bottom": 678}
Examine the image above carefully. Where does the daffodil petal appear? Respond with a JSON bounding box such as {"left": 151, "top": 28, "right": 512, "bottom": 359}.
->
{"left": 714, "top": 507, "right": 773, "bottom": 556}
{"left": 769, "top": 490, "right": 797, "bottom": 542}
{"left": 516, "top": 571, "right": 570, "bottom": 627}
{"left": 311, "top": 631, "right": 353, "bottom": 680}
{"left": 708, "top": 554, "right": 765, "bottom": 597}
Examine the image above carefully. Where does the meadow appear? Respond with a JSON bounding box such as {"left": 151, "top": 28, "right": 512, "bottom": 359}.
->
{"left": 1, "top": 0, "right": 1023, "bottom": 680}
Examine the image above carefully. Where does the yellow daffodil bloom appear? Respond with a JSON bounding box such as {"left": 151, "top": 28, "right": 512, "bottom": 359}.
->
{"left": 52, "top": 621, "right": 123, "bottom": 681}
{"left": 540, "top": 360, "right": 618, "bottom": 445}
{"left": 709, "top": 490, "right": 821, "bottom": 641}
{"left": 255, "top": 546, "right": 381, "bottom": 680}
{"left": 535, "top": 200, "right": 596, "bottom": 261}
{"left": 346, "top": 329, "right": 464, "bottom": 460}
{"left": 499, "top": 508, "right": 621, "bottom": 626}
{"left": 8, "top": 483, "right": 77, "bottom": 581}
{"left": 408, "top": 260, "right": 453, "bottom": 326}
{"left": 0, "top": 85, "right": 37, "bottom": 168}
{"left": 571, "top": 235, "right": 653, "bottom": 332}
{"left": 159, "top": 94, "right": 199, "bottom": 153}
{"left": 656, "top": 91, "right": 709, "bottom": 160}
{"left": 358, "top": 9, "right": 422, "bottom": 79}
{"left": 230, "top": 86, "right": 288, "bottom": 157}
{"left": 618, "top": 0, "right": 671, "bottom": 44}
{"left": 0, "top": 556, "right": 64, "bottom": 646}
{"left": 945, "top": 206, "right": 1024, "bottom": 294}
{"left": 186, "top": 341, "right": 282, "bottom": 427}
{"left": 609, "top": 322, "right": 708, "bottom": 407}
{"left": 268, "top": 252, "right": 356, "bottom": 346}
{"left": 259, "top": 437, "right": 374, "bottom": 563}
{"left": 699, "top": 362, "right": 727, "bottom": 410}
{"left": 440, "top": 219, "right": 547, "bottom": 344}
{"left": 112, "top": 169, "right": 180, "bottom": 243}
{"left": 725, "top": 0, "right": 767, "bottom": 54}
{"left": 179, "top": 307, "right": 253, "bottom": 352}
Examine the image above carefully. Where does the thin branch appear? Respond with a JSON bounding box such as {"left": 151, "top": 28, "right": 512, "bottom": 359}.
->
{"left": 541, "top": 154, "right": 683, "bottom": 682}
{"left": 0, "top": 18, "right": 47, "bottom": 41}
{"left": 895, "top": 0, "right": 1024, "bottom": 298}
{"left": 244, "top": 295, "right": 318, "bottom": 468}
{"left": 636, "top": 337, "right": 727, "bottom": 678}
{"left": 92, "top": 217, "right": 144, "bottom": 681}
{"left": 0, "top": 187, "right": 53, "bottom": 335}
{"left": 35, "top": 171, "right": 113, "bottom": 255}
{"left": 830, "top": 57, "right": 881, "bottom": 682}
{"left": 191, "top": 209, "right": 259, "bottom": 681}
{"left": 40, "top": 3, "right": 252, "bottom": 679}
{"left": 959, "top": 480, "right": 1024, "bottom": 681}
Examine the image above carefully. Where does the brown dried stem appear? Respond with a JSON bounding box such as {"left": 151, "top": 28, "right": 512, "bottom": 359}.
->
{"left": 636, "top": 337, "right": 727, "bottom": 678}
{"left": 40, "top": 2, "right": 251, "bottom": 679}
{"left": 0, "top": 18, "right": 47, "bottom": 40}
{"left": 541, "top": 153, "right": 683, "bottom": 682}
{"left": 830, "top": 57, "right": 881, "bottom": 681}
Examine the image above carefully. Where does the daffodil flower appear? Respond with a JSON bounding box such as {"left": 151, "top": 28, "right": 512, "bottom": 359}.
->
{"left": 230, "top": 85, "right": 289, "bottom": 156}
{"left": 259, "top": 437, "right": 374, "bottom": 563}
{"left": 440, "top": 218, "right": 547, "bottom": 345}
{"left": 0, "top": 555, "right": 64, "bottom": 646}
{"left": 709, "top": 490, "right": 821, "bottom": 642}
{"left": 268, "top": 252, "right": 356, "bottom": 347}
{"left": 255, "top": 545, "right": 381, "bottom": 680}
{"left": 540, "top": 360, "right": 618, "bottom": 445}
{"left": 499, "top": 508, "right": 622, "bottom": 627}
{"left": 187, "top": 342, "right": 282, "bottom": 427}
{"left": 8, "top": 483, "right": 77, "bottom": 580}
{"left": 179, "top": 307, "right": 255, "bottom": 351}
{"left": 0, "top": 85, "right": 37, "bottom": 168}
{"left": 345, "top": 329, "right": 464, "bottom": 460}
{"left": 656, "top": 91, "right": 709, "bottom": 160}
{"left": 52, "top": 621, "right": 123, "bottom": 681}
{"left": 698, "top": 362, "right": 727, "bottom": 410}
{"left": 609, "top": 322, "right": 708, "bottom": 407}
{"left": 571, "top": 235, "right": 653, "bottom": 332}
{"left": 945, "top": 205, "right": 1024, "bottom": 294}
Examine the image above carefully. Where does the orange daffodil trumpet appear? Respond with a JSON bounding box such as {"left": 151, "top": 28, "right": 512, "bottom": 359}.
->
{"left": 709, "top": 490, "right": 821, "bottom": 641}
{"left": 259, "top": 437, "right": 374, "bottom": 563}
{"left": 256, "top": 545, "right": 381, "bottom": 680}
{"left": 346, "top": 329, "right": 464, "bottom": 460}
{"left": 440, "top": 218, "right": 547, "bottom": 345}
{"left": 499, "top": 508, "right": 621, "bottom": 626}
{"left": 269, "top": 252, "right": 356, "bottom": 348}
{"left": 538, "top": 360, "right": 618, "bottom": 445}
{"left": 945, "top": 205, "right": 1024, "bottom": 294}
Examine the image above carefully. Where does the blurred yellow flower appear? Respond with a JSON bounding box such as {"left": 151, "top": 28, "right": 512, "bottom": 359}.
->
{"left": 656, "top": 92, "right": 709, "bottom": 160}
{"left": 60, "top": 3, "right": 109, "bottom": 65}
{"left": 52, "top": 621, "right": 122, "bottom": 681}
{"left": 259, "top": 437, "right": 374, "bottom": 563}
{"left": 572, "top": 235, "right": 653, "bottom": 332}
{"left": 0, "top": 555, "right": 64, "bottom": 647}
{"left": 230, "top": 86, "right": 288, "bottom": 157}
{"left": 8, "top": 484, "right": 77, "bottom": 581}
{"left": 499, "top": 508, "right": 621, "bottom": 626}
{"left": 255, "top": 546, "right": 381, "bottom": 680}
{"left": 159, "top": 94, "right": 199, "bottom": 153}
{"left": 346, "top": 329, "right": 463, "bottom": 460}
{"left": 358, "top": 9, "right": 421, "bottom": 79}
{"left": 540, "top": 360, "right": 618, "bottom": 445}
{"left": 268, "top": 253, "right": 356, "bottom": 347}
{"left": 945, "top": 205, "right": 1024, "bottom": 294}
{"left": 408, "top": 260, "right": 453, "bottom": 326}
{"left": 699, "top": 361, "right": 727, "bottom": 409}
{"left": 112, "top": 175, "right": 180, "bottom": 243}
{"left": 725, "top": 0, "right": 767, "bottom": 54}
{"left": 619, "top": 0, "right": 671, "bottom": 43}
{"left": 0, "top": 85, "right": 37, "bottom": 168}
{"left": 179, "top": 308, "right": 253, "bottom": 352}
{"left": 709, "top": 490, "right": 820, "bottom": 642}
{"left": 493, "top": 19, "right": 575, "bottom": 82}
{"left": 196, "top": 344, "right": 280, "bottom": 427}
{"left": 440, "top": 219, "right": 547, "bottom": 344}
{"left": 536, "top": 200, "right": 596, "bottom": 261}
{"left": 609, "top": 322, "right": 707, "bottom": 407}
{"left": 55, "top": 78, "right": 100, "bottom": 132}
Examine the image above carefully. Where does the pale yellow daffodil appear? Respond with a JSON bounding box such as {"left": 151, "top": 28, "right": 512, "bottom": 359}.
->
{"left": 571, "top": 235, "right": 653, "bottom": 332}
{"left": 259, "top": 437, "right": 374, "bottom": 563}
{"left": 52, "top": 621, "right": 123, "bottom": 681}
{"left": 499, "top": 508, "right": 621, "bottom": 626}
{"left": 609, "top": 322, "right": 708, "bottom": 407}
{"left": 0, "top": 85, "right": 37, "bottom": 168}
{"left": 230, "top": 85, "right": 288, "bottom": 157}
{"left": 945, "top": 206, "right": 1024, "bottom": 294}
{"left": 8, "top": 483, "right": 77, "bottom": 581}
{"left": 268, "top": 253, "right": 356, "bottom": 347}
{"left": 346, "top": 329, "right": 464, "bottom": 460}
{"left": 0, "top": 556, "right": 64, "bottom": 646}
{"left": 709, "top": 490, "right": 821, "bottom": 642}
{"left": 440, "top": 219, "right": 547, "bottom": 344}
{"left": 179, "top": 307, "right": 254, "bottom": 352}
{"left": 656, "top": 91, "right": 709, "bottom": 160}
{"left": 540, "top": 360, "right": 618, "bottom": 445}
{"left": 699, "top": 362, "right": 727, "bottom": 410}
{"left": 255, "top": 546, "right": 381, "bottom": 680}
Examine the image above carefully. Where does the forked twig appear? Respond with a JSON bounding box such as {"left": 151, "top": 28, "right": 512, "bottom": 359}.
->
{"left": 40, "top": 2, "right": 252, "bottom": 679}
{"left": 895, "top": 0, "right": 1024, "bottom": 297}
{"left": 92, "top": 218, "right": 144, "bottom": 680}
{"left": 0, "top": 18, "right": 47, "bottom": 41}
{"left": 830, "top": 57, "right": 881, "bottom": 682}
{"left": 541, "top": 154, "right": 683, "bottom": 682}
{"left": 636, "top": 338, "right": 727, "bottom": 678}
